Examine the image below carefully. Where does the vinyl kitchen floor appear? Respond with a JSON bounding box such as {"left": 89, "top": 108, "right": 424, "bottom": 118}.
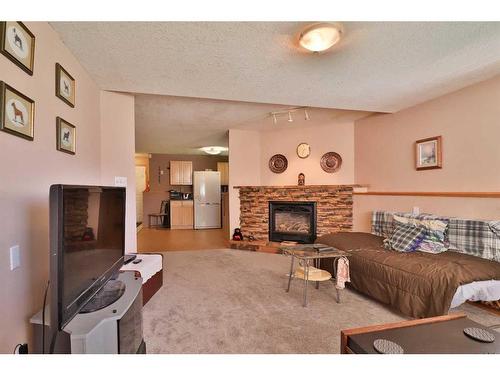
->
{"left": 137, "top": 227, "right": 229, "bottom": 252}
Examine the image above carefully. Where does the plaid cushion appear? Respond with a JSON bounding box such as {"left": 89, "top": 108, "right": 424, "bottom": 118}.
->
{"left": 388, "top": 223, "right": 427, "bottom": 253}
{"left": 448, "top": 219, "right": 500, "bottom": 262}
{"left": 372, "top": 211, "right": 395, "bottom": 237}
{"left": 373, "top": 210, "right": 500, "bottom": 262}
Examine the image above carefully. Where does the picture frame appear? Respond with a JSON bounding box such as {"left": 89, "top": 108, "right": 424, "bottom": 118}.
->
{"left": 415, "top": 136, "right": 442, "bottom": 170}
{"left": 56, "top": 117, "right": 76, "bottom": 155}
{"left": 55, "top": 63, "right": 76, "bottom": 107}
{"left": 0, "top": 21, "right": 35, "bottom": 75}
{"left": 0, "top": 81, "right": 35, "bottom": 141}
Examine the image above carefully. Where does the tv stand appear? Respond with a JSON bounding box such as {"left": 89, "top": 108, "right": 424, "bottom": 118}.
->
{"left": 30, "top": 271, "right": 145, "bottom": 354}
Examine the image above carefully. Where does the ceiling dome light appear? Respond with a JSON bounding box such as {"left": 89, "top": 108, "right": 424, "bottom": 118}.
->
{"left": 201, "top": 146, "right": 227, "bottom": 155}
{"left": 299, "top": 23, "right": 343, "bottom": 53}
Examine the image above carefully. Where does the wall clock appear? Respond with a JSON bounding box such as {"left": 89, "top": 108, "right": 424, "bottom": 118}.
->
{"left": 297, "top": 143, "right": 310, "bottom": 159}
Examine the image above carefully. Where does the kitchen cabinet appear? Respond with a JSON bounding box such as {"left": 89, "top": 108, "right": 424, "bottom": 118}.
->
{"left": 217, "top": 162, "right": 229, "bottom": 185}
{"left": 170, "top": 200, "right": 194, "bottom": 229}
{"left": 170, "top": 161, "right": 193, "bottom": 185}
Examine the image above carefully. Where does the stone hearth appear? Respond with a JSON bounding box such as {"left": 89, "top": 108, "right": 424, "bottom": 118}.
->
{"left": 235, "top": 185, "right": 355, "bottom": 242}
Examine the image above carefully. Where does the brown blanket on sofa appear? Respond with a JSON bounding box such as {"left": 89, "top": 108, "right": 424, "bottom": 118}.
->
{"left": 316, "top": 232, "right": 500, "bottom": 318}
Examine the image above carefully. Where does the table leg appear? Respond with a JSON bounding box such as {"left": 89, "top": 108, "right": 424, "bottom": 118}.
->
{"left": 303, "top": 260, "right": 309, "bottom": 307}
{"left": 286, "top": 256, "right": 295, "bottom": 292}
{"left": 336, "top": 288, "right": 341, "bottom": 303}
{"left": 315, "top": 258, "right": 320, "bottom": 290}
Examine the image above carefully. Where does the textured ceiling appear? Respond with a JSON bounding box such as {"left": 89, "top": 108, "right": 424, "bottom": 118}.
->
{"left": 50, "top": 22, "right": 500, "bottom": 154}
{"left": 134, "top": 94, "right": 371, "bottom": 154}
{"left": 51, "top": 22, "right": 500, "bottom": 113}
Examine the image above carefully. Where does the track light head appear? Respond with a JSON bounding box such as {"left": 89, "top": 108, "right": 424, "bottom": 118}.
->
{"left": 288, "top": 112, "right": 293, "bottom": 122}
{"left": 304, "top": 109, "right": 310, "bottom": 121}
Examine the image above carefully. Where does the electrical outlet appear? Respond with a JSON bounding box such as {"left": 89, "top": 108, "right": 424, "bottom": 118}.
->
{"left": 114, "top": 176, "right": 127, "bottom": 187}
{"left": 10, "top": 245, "right": 20, "bottom": 270}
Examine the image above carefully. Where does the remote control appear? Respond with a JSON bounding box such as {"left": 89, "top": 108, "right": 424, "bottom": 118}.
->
{"left": 132, "top": 259, "right": 142, "bottom": 264}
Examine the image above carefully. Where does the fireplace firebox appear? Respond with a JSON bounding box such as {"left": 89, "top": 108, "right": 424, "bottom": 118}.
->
{"left": 268, "top": 201, "right": 317, "bottom": 243}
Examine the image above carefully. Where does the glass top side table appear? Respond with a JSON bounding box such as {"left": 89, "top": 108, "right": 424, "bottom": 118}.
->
{"left": 281, "top": 244, "right": 350, "bottom": 307}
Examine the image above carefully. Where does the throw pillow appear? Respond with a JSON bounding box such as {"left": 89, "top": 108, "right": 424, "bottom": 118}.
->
{"left": 388, "top": 223, "right": 427, "bottom": 253}
{"left": 393, "top": 215, "right": 449, "bottom": 254}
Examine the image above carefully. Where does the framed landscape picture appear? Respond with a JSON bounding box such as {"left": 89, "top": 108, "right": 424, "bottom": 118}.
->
{"left": 415, "top": 136, "right": 442, "bottom": 170}
{"left": 55, "top": 63, "right": 75, "bottom": 107}
{"left": 0, "top": 81, "right": 35, "bottom": 140}
{"left": 56, "top": 117, "right": 76, "bottom": 155}
{"left": 0, "top": 22, "right": 35, "bottom": 75}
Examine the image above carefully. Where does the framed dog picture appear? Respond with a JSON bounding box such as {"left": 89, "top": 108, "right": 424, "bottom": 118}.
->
{"left": 56, "top": 117, "right": 76, "bottom": 155}
{"left": 415, "top": 136, "right": 442, "bottom": 170}
{"left": 0, "top": 22, "right": 35, "bottom": 75}
{"left": 55, "top": 63, "right": 75, "bottom": 107}
{"left": 0, "top": 81, "right": 35, "bottom": 141}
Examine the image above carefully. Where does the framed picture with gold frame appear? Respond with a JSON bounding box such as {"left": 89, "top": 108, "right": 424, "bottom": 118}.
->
{"left": 56, "top": 117, "right": 76, "bottom": 155}
{"left": 0, "top": 21, "right": 35, "bottom": 75}
{"left": 0, "top": 81, "right": 35, "bottom": 141}
{"left": 415, "top": 136, "right": 442, "bottom": 170}
{"left": 55, "top": 63, "right": 75, "bottom": 107}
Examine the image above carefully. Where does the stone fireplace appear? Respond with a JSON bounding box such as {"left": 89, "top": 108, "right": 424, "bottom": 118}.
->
{"left": 269, "top": 201, "right": 316, "bottom": 243}
{"left": 236, "top": 185, "right": 355, "bottom": 242}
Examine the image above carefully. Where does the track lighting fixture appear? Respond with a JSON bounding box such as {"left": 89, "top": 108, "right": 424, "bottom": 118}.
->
{"left": 269, "top": 106, "right": 310, "bottom": 125}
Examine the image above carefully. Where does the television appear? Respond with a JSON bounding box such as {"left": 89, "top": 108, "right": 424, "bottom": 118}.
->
{"left": 49, "top": 185, "right": 126, "bottom": 331}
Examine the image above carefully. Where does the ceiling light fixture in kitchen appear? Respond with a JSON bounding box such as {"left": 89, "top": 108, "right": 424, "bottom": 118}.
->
{"left": 200, "top": 146, "right": 227, "bottom": 155}
{"left": 270, "top": 107, "right": 311, "bottom": 125}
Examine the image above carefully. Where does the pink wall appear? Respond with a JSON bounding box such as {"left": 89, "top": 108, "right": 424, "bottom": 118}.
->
{"left": 100, "top": 91, "right": 137, "bottom": 252}
{"left": 353, "top": 75, "right": 500, "bottom": 231}
{"left": 228, "top": 129, "right": 262, "bottom": 235}
{"left": 0, "top": 23, "right": 136, "bottom": 352}
{"left": 0, "top": 22, "right": 102, "bottom": 352}
{"left": 260, "top": 122, "right": 355, "bottom": 186}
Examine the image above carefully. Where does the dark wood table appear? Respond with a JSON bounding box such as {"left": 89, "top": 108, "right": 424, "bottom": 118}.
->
{"left": 341, "top": 313, "right": 500, "bottom": 354}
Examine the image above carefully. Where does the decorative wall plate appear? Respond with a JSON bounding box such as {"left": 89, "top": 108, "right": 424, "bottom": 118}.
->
{"left": 269, "top": 154, "right": 288, "bottom": 173}
{"left": 320, "top": 152, "right": 342, "bottom": 173}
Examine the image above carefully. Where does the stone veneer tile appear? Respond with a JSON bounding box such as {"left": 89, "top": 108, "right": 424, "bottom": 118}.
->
{"left": 237, "top": 185, "right": 354, "bottom": 241}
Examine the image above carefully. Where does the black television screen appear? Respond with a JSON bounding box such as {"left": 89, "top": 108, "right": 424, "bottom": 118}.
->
{"left": 50, "top": 185, "right": 126, "bottom": 330}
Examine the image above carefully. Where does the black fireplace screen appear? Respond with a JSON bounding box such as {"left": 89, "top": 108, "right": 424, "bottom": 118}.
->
{"left": 269, "top": 201, "right": 317, "bottom": 243}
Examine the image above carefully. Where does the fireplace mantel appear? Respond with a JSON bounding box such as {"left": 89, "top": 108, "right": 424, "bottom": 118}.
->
{"left": 234, "top": 184, "right": 367, "bottom": 189}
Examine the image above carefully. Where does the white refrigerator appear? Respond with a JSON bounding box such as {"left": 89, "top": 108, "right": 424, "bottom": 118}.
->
{"left": 193, "top": 171, "right": 222, "bottom": 229}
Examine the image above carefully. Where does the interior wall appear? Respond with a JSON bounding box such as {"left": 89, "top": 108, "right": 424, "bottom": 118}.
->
{"left": 259, "top": 122, "right": 355, "bottom": 186}
{"left": 228, "top": 129, "right": 261, "bottom": 236}
{"left": 0, "top": 22, "right": 101, "bottom": 352}
{"left": 100, "top": 91, "right": 137, "bottom": 253}
{"left": 353, "top": 74, "right": 500, "bottom": 231}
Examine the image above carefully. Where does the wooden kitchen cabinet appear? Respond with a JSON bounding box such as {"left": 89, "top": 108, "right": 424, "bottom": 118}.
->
{"left": 170, "top": 200, "right": 194, "bottom": 229}
{"left": 170, "top": 161, "right": 193, "bottom": 185}
{"left": 217, "top": 162, "right": 229, "bottom": 185}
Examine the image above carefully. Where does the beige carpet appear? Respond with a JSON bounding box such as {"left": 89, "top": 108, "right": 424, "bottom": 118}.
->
{"left": 143, "top": 249, "right": 499, "bottom": 354}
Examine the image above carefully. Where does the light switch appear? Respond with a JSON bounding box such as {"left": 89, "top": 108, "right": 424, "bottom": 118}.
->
{"left": 412, "top": 206, "right": 420, "bottom": 215}
{"left": 114, "top": 176, "right": 127, "bottom": 187}
{"left": 10, "top": 245, "right": 20, "bottom": 270}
